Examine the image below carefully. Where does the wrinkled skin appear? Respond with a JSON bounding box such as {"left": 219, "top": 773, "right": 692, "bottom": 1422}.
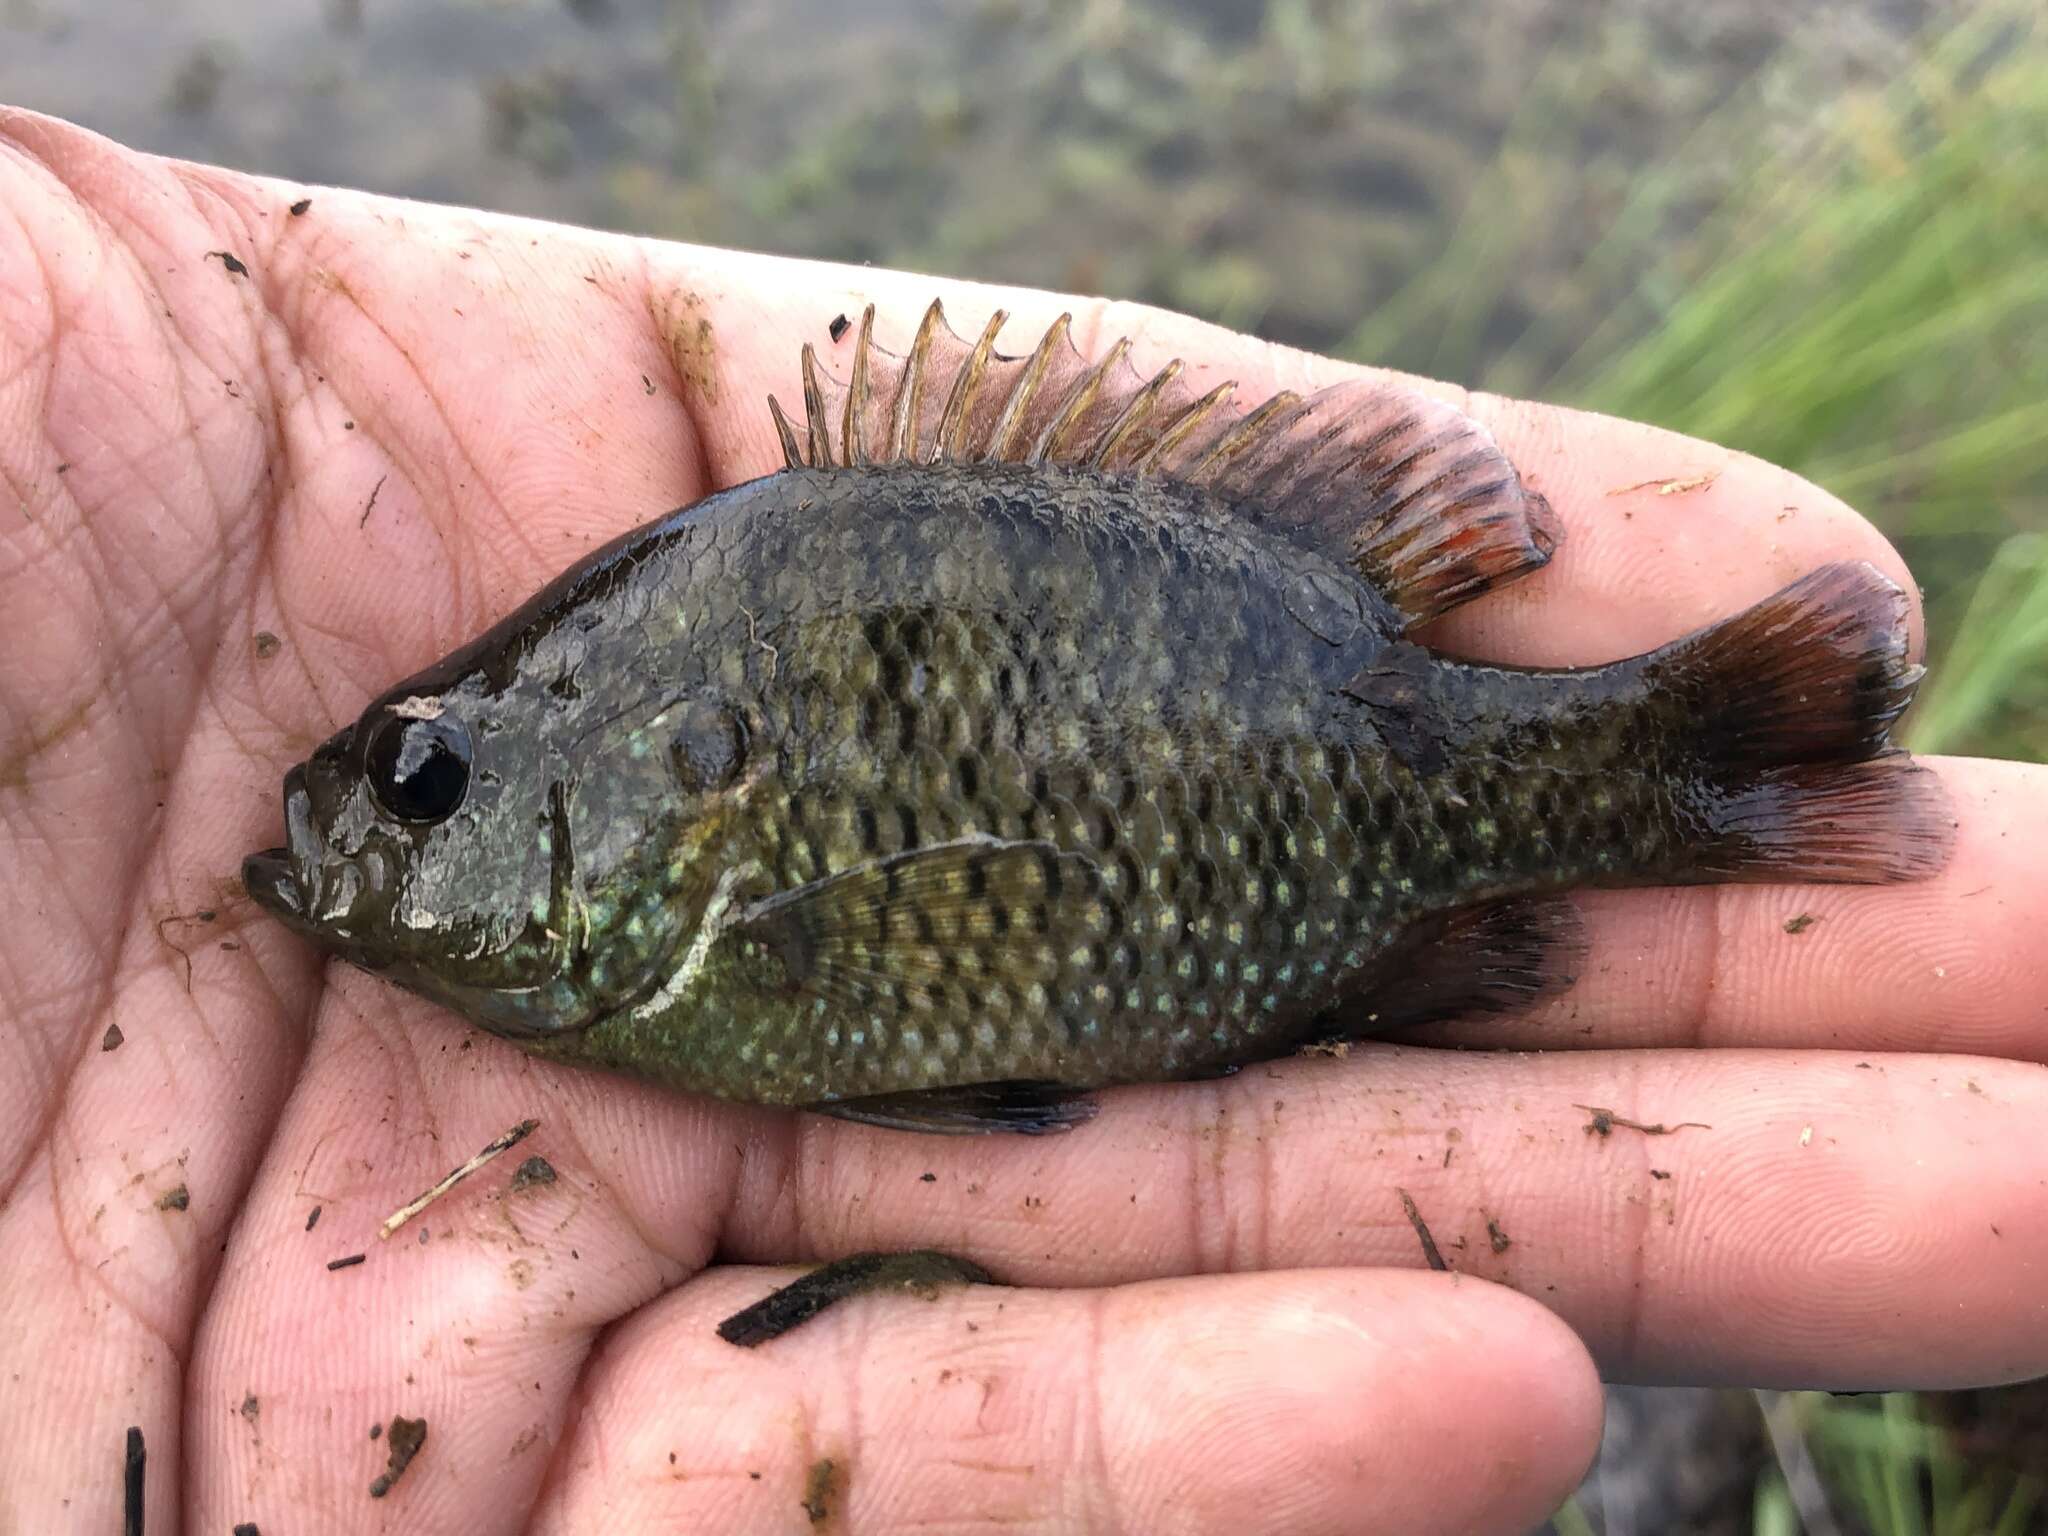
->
{"left": 2, "top": 108, "right": 2046, "bottom": 1536}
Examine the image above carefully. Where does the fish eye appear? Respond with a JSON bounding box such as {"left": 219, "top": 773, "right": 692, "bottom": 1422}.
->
{"left": 671, "top": 700, "right": 747, "bottom": 794}
{"left": 364, "top": 709, "right": 473, "bottom": 824}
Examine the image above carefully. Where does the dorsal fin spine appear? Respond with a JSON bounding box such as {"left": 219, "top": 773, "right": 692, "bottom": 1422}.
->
{"left": 934, "top": 309, "right": 1006, "bottom": 464}
{"left": 768, "top": 396, "right": 805, "bottom": 469}
{"left": 1132, "top": 381, "right": 1235, "bottom": 473}
{"left": 1088, "top": 358, "right": 1181, "bottom": 468}
{"left": 986, "top": 313, "right": 1069, "bottom": 463}
{"left": 889, "top": 301, "right": 941, "bottom": 461}
{"left": 1191, "top": 391, "right": 1300, "bottom": 478}
{"left": 843, "top": 307, "right": 875, "bottom": 467}
{"left": 800, "top": 346, "right": 831, "bottom": 469}
{"left": 1029, "top": 337, "right": 1129, "bottom": 465}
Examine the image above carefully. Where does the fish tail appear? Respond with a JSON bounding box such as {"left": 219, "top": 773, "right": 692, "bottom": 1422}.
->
{"left": 1649, "top": 560, "right": 1953, "bottom": 882}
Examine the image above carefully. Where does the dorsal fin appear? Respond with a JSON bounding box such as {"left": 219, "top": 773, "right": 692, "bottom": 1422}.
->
{"left": 767, "top": 302, "right": 1562, "bottom": 627}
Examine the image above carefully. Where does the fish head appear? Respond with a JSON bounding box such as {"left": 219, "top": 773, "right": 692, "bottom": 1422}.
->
{"left": 242, "top": 651, "right": 746, "bottom": 1040}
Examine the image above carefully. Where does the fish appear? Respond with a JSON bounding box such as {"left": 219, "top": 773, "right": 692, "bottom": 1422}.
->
{"left": 244, "top": 302, "right": 1952, "bottom": 1136}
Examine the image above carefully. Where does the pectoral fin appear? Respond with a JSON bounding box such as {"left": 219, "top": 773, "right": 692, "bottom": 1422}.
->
{"left": 732, "top": 834, "right": 1098, "bottom": 1015}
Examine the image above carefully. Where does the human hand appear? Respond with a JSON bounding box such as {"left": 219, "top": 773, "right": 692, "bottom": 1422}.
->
{"left": 3, "top": 107, "right": 2043, "bottom": 1535}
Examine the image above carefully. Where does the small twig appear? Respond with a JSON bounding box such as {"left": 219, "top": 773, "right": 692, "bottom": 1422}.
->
{"left": 1396, "top": 1189, "right": 1449, "bottom": 1272}
{"left": 124, "top": 1426, "right": 145, "bottom": 1536}
{"left": 1604, "top": 470, "right": 1720, "bottom": 497}
{"left": 153, "top": 906, "right": 219, "bottom": 992}
{"left": 378, "top": 1119, "right": 539, "bottom": 1240}
{"left": 1576, "top": 1104, "right": 1712, "bottom": 1138}
{"left": 358, "top": 473, "right": 388, "bottom": 529}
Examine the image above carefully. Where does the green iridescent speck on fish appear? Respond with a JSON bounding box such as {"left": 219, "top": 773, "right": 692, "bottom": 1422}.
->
{"left": 244, "top": 301, "right": 1952, "bottom": 1134}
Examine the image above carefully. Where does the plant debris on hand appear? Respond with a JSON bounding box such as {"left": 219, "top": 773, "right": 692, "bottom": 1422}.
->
{"left": 1578, "top": 1104, "right": 1713, "bottom": 1137}
{"left": 1397, "top": 1189, "right": 1449, "bottom": 1271}
{"left": 379, "top": 1118, "right": 539, "bottom": 1238}
{"left": 509, "top": 1155, "right": 557, "bottom": 1191}
{"left": 368, "top": 1416, "right": 427, "bottom": 1498}
{"left": 124, "top": 1426, "right": 144, "bottom": 1536}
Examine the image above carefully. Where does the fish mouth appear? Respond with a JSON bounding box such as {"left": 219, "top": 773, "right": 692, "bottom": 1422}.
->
{"left": 242, "top": 846, "right": 305, "bottom": 920}
{"left": 242, "top": 764, "right": 333, "bottom": 931}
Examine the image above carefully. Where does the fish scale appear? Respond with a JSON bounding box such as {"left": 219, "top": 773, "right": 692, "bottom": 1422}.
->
{"left": 245, "top": 301, "right": 1949, "bottom": 1137}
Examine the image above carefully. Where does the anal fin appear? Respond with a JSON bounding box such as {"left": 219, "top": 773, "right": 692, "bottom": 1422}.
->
{"left": 808, "top": 1079, "right": 1098, "bottom": 1135}
{"left": 1320, "top": 895, "right": 1587, "bottom": 1041}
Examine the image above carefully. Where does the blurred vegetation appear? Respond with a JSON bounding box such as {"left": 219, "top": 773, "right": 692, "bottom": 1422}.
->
{"left": 1547, "top": 11, "right": 2048, "bottom": 764}
{"left": 1807, "top": 1390, "right": 2042, "bottom": 1536}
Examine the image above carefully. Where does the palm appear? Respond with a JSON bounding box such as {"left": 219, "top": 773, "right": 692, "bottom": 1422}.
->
{"left": 4, "top": 107, "right": 2045, "bottom": 1536}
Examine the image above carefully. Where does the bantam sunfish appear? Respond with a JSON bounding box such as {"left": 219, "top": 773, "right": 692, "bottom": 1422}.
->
{"left": 245, "top": 304, "right": 1950, "bottom": 1136}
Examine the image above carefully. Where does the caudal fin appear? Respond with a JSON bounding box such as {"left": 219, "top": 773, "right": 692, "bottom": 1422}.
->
{"left": 1648, "top": 561, "right": 1953, "bottom": 883}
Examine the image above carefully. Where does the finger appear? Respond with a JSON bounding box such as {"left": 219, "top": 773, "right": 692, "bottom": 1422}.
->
{"left": 633, "top": 247, "right": 1923, "bottom": 663}
{"left": 532, "top": 1268, "right": 1600, "bottom": 1536}
{"left": 1426, "top": 756, "right": 2048, "bottom": 1059}
{"left": 721, "top": 1043, "right": 2048, "bottom": 1391}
